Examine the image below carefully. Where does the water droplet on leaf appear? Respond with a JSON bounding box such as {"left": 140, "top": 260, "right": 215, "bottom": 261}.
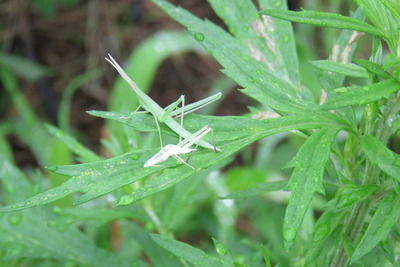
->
{"left": 131, "top": 154, "right": 139, "bottom": 160}
{"left": 46, "top": 165, "right": 58, "bottom": 172}
{"left": 275, "top": 1, "right": 282, "bottom": 7}
{"left": 194, "top": 32, "right": 205, "bottom": 41}
{"left": 8, "top": 213, "right": 23, "bottom": 226}
{"left": 47, "top": 220, "right": 57, "bottom": 227}
{"left": 213, "top": 238, "right": 228, "bottom": 256}
{"left": 284, "top": 227, "right": 296, "bottom": 242}
{"left": 53, "top": 206, "right": 62, "bottom": 213}
{"left": 117, "top": 195, "right": 134, "bottom": 206}
{"left": 57, "top": 224, "right": 68, "bottom": 232}
{"left": 283, "top": 35, "right": 290, "bottom": 43}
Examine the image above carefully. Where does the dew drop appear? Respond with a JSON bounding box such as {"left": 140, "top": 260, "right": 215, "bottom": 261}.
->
{"left": 62, "top": 189, "right": 70, "bottom": 194}
{"left": 213, "top": 238, "right": 228, "bottom": 256}
{"left": 283, "top": 35, "right": 290, "bottom": 43}
{"left": 284, "top": 228, "right": 296, "bottom": 242}
{"left": 8, "top": 213, "right": 23, "bottom": 226}
{"left": 194, "top": 32, "right": 205, "bottom": 41}
{"left": 24, "top": 201, "right": 31, "bottom": 206}
{"left": 46, "top": 165, "right": 58, "bottom": 172}
{"left": 131, "top": 154, "right": 140, "bottom": 160}
{"left": 53, "top": 206, "right": 62, "bottom": 213}
{"left": 275, "top": 0, "right": 282, "bottom": 7}
{"left": 57, "top": 224, "right": 68, "bottom": 232}
{"left": 117, "top": 195, "right": 134, "bottom": 206}
{"left": 47, "top": 219, "right": 57, "bottom": 227}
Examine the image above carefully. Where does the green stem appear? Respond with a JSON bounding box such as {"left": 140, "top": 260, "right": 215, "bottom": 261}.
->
{"left": 332, "top": 94, "right": 400, "bottom": 266}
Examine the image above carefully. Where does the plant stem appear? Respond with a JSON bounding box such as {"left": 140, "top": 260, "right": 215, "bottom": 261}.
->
{"left": 332, "top": 94, "right": 400, "bottom": 266}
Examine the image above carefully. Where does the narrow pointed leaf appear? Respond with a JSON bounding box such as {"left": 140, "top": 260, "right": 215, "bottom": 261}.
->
{"left": 352, "top": 190, "right": 400, "bottom": 261}
{"left": 0, "top": 113, "right": 346, "bottom": 212}
{"left": 220, "top": 180, "right": 288, "bottom": 199}
{"left": 0, "top": 158, "right": 144, "bottom": 266}
{"left": 322, "top": 78, "right": 400, "bottom": 110}
{"left": 150, "top": 234, "right": 226, "bottom": 266}
{"left": 353, "top": 59, "right": 391, "bottom": 79}
{"left": 152, "top": 0, "right": 311, "bottom": 115}
{"left": 261, "top": 9, "right": 385, "bottom": 37}
{"left": 311, "top": 60, "right": 369, "bottom": 78}
{"left": 355, "top": 0, "right": 399, "bottom": 49}
{"left": 45, "top": 124, "right": 103, "bottom": 163}
{"left": 361, "top": 135, "right": 400, "bottom": 181}
{"left": 283, "top": 127, "right": 340, "bottom": 248}
{"left": 209, "top": 0, "right": 302, "bottom": 91}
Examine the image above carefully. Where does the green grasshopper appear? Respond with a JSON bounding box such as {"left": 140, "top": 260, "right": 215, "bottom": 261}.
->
{"left": 105, "top": 54, "right": 221, "bottom": 151}
{"left": 144, "top": 125, "right": 216, "bottom": 170}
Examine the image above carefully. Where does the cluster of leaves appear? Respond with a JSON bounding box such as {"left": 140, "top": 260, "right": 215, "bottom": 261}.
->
{"left": 1, "top": 0, "right": 400, "bottom": 266}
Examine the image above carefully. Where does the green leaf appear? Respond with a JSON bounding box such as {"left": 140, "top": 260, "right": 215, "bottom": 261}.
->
{"left": 0, "top": 157, "right": 145, "bottom": 266}
{"left": 261, "top": 245, "right": 272, "bottom": 267}
{"left": 353, "top": 59, "right": 391, "bottom": 79}
{"left": 45, "top": 124, "right": 103, "bottom": 163}
{"left": 59, "top": 68, "right": 102, "bottom": 133}
{"left": 283, "top": 127, "right": 340, "bottom": 248}
{"left": 150, "top": 234, "right": 226, "bottom": 266}
{"left": 0, "top": 113, "right": 346, "bottom": 212}
{"left": 311, "top": 60, "right": 369, "bottom": 78}
{"left": 352, "top": 190, "right": 400, "bottom": 261}
{"left": 307, "top": 210, "right": 348, "bottom": 249}
{"left": 54, "top": 207, "right": 138, "bottom": 227}
{"left": 258, "top": 0, "right": 302, "bottom": 88}
{"left": 212, "top": 238, "right": 234, "bottom": 265}
{"left": 219, "top": 180, "right": 288, "bottom": 199}
{"left": 260, "top": 9, "right": 385, "bottom": 37}
{"left": 152, "top": 0, "right": 314, "bottom": 115}
{"left": 0, "top": 156, "right": 32, "bottom": 203}
{"left": 208, "top": 0, "right": 304, "bottom": 94}
{"left": 361, "top": 135, "right": 400, "bottom": 181}
{"left": 334, "top": 184, "right": 377, "bottom": 209}
{"left": 128, "top": 223, "right": 184, "bottom": 267}
{"left": 383, "top": 53, "right": 400, "bottom": 70}
{"left": 0, "top": 52, "right": 51, "bottom": 81}
{"left": 354, "top": 0, "right": 399, "bottom": 51}
{"left": 315, "top": 8, "right": 365, "bottom": 92}
{"left": 322, "top": 78, "right": 400, "bottom": 110}
{"left": 0, "top": 209, "right": 143, "bottom": 266}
